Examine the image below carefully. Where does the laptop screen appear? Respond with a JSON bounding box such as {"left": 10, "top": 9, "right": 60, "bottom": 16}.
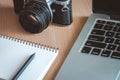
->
{"left": 93, "top": 0, "right": 120, "bottom": 15}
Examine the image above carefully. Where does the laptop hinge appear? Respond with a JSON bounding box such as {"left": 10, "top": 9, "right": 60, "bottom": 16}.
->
{"left": 110, "top": 15, "right": 120, "bottom": 20}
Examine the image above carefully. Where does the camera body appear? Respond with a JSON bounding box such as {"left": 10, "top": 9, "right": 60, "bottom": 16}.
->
{"left": 13, "top": 0, "right": 73, "bottom": 33}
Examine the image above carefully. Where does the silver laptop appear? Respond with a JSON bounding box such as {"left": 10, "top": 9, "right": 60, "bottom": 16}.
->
{"left": 55, "top": 0, "right": 120, "bottom": 80}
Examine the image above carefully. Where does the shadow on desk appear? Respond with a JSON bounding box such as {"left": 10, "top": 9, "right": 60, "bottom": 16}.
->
{"left": 0, "top": 7, "right": 27, "bottom": 34}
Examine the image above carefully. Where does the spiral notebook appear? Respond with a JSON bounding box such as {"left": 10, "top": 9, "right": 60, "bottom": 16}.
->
{"left": 0, "top": 34, "right": 59, "bottom": 80}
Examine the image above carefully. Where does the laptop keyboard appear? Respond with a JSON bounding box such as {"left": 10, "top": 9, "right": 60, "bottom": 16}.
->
{"left": 81, "top": 19, "right": 120, "bottom": 59}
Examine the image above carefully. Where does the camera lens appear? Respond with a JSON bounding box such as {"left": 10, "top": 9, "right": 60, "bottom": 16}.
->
{"left": 19, "top": 1, "right": 52, "bottom": 33}
{"left": 27, "top": 15, "right": 38, "bottom": 26}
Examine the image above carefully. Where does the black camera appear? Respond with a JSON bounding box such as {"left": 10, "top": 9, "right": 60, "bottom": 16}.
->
{"left": 13, "top": 0, "right": 73, "bottom": 33}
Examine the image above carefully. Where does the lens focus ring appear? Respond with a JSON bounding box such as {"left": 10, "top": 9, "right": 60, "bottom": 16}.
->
{"left": 19, "top": 1, "right": 52, "bottom": 33}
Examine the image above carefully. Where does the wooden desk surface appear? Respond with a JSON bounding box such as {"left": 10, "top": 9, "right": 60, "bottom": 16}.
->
{"left": 0, "top": 0, "right": 92, "bottom": 80}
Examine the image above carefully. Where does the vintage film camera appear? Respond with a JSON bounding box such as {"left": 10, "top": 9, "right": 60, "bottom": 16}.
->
{"left": 13, "top": 0, "right": 73, "bottom": 33}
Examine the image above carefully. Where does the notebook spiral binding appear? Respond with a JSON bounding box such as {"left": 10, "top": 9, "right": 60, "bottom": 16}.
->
{"left": 0, "top": 34, "right": 59, "bottom": 53}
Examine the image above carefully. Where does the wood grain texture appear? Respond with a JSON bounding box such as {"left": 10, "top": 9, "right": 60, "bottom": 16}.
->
{"left": 0, "top": 0, "right": 92, "bottom": 80}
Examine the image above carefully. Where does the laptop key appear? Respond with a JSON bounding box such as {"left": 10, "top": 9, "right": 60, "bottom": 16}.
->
{"left": 94, "top": 24, "right": 104, "bottom": 29}
{"left": 103, "top": 25, "right": 113, "bottom": 30}
{"left": 115, "top": 33, "right": 120, "bottom": 39}
{"left": 101, "top": 50, "right": 111, "bottom": 57}
{"left": 105, "top": 31, "right": 115, "bottom": 37}
{"left": 107, "top": 44, "right": 116, "bottom": 50}
{"left": 114, "top": 39, "right": 120, "bottom": 45}
{"left": 85, "top": 41, "right": 107, "bottom": 48}
{"left": 88, "top": 35, "right": 105, "bottom": 42}
{"left": 117, "top": 27, "right": 120, "bottom": 32}
{"left": 97, "top": 20, "right": 106, "bottom": 24}
{"left": 117, "top": 46, "right": 120, "bottom": 51}
{"left": 81, "top": 46, "right": 91, "bottom": 54}
{"left": 116, "top": 23, "right": 120, "bottom": 26}
{"left": 91, "top": 48, "right": 101, "bottom": 55}
{"left": 113, "top": 26, "right": 119, "bottom": 32}
{"left": 106, "top": 21, "right": 115, "bottom": 25}
{"left": 91, "top": 29, "right": 105, "bottom": 35}
{"left": 105, "top": 37, "right": 114, "bottom": 43}
{"left": 111, "top": 52, "right": 120, "bottom": 59}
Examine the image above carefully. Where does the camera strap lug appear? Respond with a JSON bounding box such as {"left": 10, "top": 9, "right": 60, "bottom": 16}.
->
{"left": 54, "top": 0, "right": 70, "bottom": 12}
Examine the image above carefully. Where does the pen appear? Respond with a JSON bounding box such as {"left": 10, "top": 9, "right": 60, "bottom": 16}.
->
{"left": 12, "top": 53, "right": 35, "bottom": 80}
